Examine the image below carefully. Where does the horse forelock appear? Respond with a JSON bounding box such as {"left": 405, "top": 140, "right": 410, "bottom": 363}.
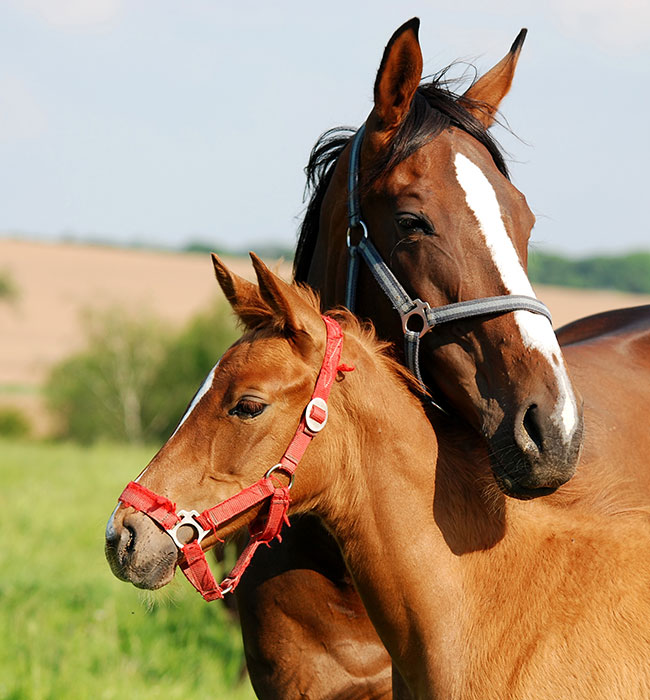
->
{"left": 293, "top": 68, "right": 510, "bottom": 283}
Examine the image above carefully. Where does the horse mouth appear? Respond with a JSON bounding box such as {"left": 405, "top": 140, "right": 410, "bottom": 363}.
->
{"left": 491, "top": 466, "right": 558, "bottom": 500}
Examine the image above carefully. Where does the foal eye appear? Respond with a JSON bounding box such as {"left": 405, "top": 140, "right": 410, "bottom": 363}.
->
{"left": 229, "top": 398, "right": 267, "bottom": 419}
{"left": 396, "top": 214, "right": 435, "bottom": 236}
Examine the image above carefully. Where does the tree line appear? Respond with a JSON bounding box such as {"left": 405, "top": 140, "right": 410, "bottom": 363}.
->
{"left": 528, "top": 251, "right": 650, "bottom": 294}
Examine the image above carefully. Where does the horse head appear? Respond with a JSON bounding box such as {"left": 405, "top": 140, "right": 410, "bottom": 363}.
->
{"left": 105, "top": 255, "right": 357, "bottom": 593}
{"left": 298, "top": 19, "right": 583, "bottom": 498}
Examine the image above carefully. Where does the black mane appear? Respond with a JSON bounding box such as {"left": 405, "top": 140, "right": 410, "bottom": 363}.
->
{"left": 293, "top": 74, "right": 509, "bottom": 282}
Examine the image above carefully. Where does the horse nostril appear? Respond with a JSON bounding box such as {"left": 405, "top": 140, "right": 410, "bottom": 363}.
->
{"left": 124, "top": 525, "right": 136, "bottom": 554}
{"left": 522, "top": 404, "right": 544, "bottom": 455}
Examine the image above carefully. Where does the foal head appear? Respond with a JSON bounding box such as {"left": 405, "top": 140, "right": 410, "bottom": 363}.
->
{"left": 296, "top": 19, "right": 583, "bottom": 498}
{"left": 105, "top": 255, "right": 372, "bottom": 592}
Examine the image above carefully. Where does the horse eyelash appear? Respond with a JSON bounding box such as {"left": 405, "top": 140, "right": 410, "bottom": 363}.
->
{"left": 229, "top": 399, "right": 267, "bottom": 418}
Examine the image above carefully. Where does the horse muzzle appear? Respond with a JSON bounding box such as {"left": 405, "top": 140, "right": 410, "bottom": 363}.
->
{"left": 489, "top": 401, "right": 584, "bottom": 499}
{"left": 105, "top": 505, "right": 179, "bottom": 590}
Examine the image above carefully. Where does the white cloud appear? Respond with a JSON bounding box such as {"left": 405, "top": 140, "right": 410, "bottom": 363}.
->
{"left": 17, "top": 0, "right": 123, "bottom": 29}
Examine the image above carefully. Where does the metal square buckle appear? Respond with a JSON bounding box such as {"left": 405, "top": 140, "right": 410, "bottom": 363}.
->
{"left": 167, "top": 509, "right": 211, "bottom": 550}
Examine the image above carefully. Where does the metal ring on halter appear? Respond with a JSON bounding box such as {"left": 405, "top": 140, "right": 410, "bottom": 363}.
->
{"left": 346, "top": 220, "right": 369, "bottom": 249}
{"left": 264, "top": 464, "right": 295, "bottom": 489}
{"left": 167, "top": 509, "right": 211, "bottom": 550}
{"left": 400, "top": 299, "right": 434, "bottom": 339}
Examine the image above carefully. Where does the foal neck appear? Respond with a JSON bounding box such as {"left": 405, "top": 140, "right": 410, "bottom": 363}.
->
{"left": 313, "top": 331, "right": 650, "bottom": 699}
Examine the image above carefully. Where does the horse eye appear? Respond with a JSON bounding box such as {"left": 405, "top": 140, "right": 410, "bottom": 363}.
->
{"left": 396, "top": 214, "right": 434, "bottom": 236}
{"left": 229, "top": 399, "right": 267, "bottom": 419}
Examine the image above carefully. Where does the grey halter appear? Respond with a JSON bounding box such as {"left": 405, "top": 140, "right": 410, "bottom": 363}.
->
{"left": 344, "top": 124, "right": 552, "bottom": 409}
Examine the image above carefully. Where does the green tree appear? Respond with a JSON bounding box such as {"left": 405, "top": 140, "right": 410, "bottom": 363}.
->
{"left": 143, "top": 302, "right": 240, "bottom": 441}
{"left": 528, "top": 251, "right": 650, "bottom": 293}
{"left": 46, "top": 308, "right": 171, "bottom": 443}
{"left": 45, "top": 303, "right": 239, "bottom": 444}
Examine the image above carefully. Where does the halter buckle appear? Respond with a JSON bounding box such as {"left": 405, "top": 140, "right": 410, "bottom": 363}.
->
{"left": 305, "top": 397, "right": 328, "bottom": 433}
{"left": 346, "top": 221, "right": 369, "bottom": 249}
{"left": 400, "top": 299, "right": 434, "bottom": 339}
{"left": 264, "top": 464, "right": 295, "bottom": 489}
{"left": 167, "top": 509, "right": 211, "bottom": 550}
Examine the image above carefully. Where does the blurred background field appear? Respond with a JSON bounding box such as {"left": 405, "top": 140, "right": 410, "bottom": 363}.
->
{"left": 1, "top": 438, "right": 255, "bottom": 700}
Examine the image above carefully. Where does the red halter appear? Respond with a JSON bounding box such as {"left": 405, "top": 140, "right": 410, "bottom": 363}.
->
{"left": 117, "top": 315, "right": 352, "bottom": 601}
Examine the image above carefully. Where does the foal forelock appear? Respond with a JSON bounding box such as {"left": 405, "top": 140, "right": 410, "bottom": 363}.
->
{"left": 453, "top": 152, "right": 578, "bottom": 438}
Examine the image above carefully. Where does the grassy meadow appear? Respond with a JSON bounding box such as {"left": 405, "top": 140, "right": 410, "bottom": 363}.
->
{"left": 0, "top": 438, "right": 255, "bottom": 700}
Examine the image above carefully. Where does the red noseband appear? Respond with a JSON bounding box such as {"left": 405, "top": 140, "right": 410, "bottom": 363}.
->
{"left": 117, "top": 315, "right": 352, "bottom": 601}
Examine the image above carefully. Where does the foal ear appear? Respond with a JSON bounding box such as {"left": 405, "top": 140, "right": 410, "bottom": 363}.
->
{"left": 249, "top": 253, "right": 324, "bottom": 343}
{"left": 461, "top": 28, "right": 527, "bottom": 128}
{"left": 372, "top": 18, "right": 422, "bottom": 138}
{"left": 211, "top": 253, "right": 260, "bottom": 314}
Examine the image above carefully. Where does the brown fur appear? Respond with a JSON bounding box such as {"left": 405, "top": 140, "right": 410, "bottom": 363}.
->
{"left": 106, "top": 264, "right": 650, "bottom": 699}
{"left": 237, "top": 20, "right": 587, "bottom": 699}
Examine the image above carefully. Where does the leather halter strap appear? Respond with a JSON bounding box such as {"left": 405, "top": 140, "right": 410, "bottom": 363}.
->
{"left": 117, "top": 314, "right": 349, "bottom": 601}
{"left": 345, "top": 123, "right": 552, "bottom": 403}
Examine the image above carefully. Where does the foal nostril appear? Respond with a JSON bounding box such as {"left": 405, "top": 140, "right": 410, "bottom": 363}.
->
{"left": 521, "top": 404, "right": 544, "bottom": 456}
{"left": 124, "top": 524, "right": 136, "bottom": 554}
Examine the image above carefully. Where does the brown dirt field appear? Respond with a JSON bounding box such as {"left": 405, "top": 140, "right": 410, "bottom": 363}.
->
{"left": 2, "top": 237, "right": 650, "bottom": 434}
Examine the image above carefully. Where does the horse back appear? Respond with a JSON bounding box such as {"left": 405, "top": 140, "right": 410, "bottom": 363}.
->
{"left": 557, "top": 304, "right": 650, "bottom": 353}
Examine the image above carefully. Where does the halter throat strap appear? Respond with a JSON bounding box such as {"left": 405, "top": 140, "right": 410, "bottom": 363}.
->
{"left": 117, "top": 315, "right": 349, "bottom": 601}
{"left": 344, "top": 124, "right": 552, "bottom": 400}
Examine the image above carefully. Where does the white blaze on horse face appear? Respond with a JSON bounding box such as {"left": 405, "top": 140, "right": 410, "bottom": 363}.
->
{"left": 453, "top": 153, "right": 577, "bottom": 438}
{"left": 133, "top": 360, "right": 220, "bottom": 484}
{"left": 168, "top": 361, "right": 220, "bottom": 440}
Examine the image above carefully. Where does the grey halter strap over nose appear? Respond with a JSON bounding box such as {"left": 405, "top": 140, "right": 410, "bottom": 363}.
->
{"left": 344, "top": 123, "right": 552, "bottom": 408}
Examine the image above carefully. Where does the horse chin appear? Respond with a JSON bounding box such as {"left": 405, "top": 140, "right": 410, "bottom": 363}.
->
{"left": 491, "top": 466, "right": 559, "bottom": 501}
{"left": 105, "top": 509, "right": 179, "bottom": 591}
{"left": 487, "top": 437, "right": 581, "bottom": 501}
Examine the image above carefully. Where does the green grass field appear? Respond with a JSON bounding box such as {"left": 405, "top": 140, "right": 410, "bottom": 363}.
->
{"left": 0, "top": 439, "right": 256, "bottom": 700}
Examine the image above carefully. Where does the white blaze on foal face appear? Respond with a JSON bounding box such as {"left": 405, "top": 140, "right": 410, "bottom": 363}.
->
{"left": 106, "top": 361, "right": 220, "bottom": 538}
{"left": 137, "top": 361, "right": 220, "bottom": 481}
{"left": 453, "top": 152, "right": 577, "bottom": 438}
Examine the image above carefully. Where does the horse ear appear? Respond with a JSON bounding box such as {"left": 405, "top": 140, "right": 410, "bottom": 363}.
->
{"left": 249, "top": 253, "right": 324, "bottom": 342}
{"left": 211, "top": 253, "right": 261, "bottom": 315}
{"left": 461, "top": 28, "right": 527, "bottom": 128}
{"left": 372, "top": 18, "right": 422, "bottom": 137}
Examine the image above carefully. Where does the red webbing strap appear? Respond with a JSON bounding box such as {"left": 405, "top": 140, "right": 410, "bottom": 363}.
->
{"left": 196, "top": 478, "right": 277, "bottom": 531}
{"left": 219, "top": 539, "right": 265, "bottom": 593}
{"left": 180, "top": 485, "right": 291, "bottom": 601}
{"left": 179, "top": 541, "right": 224, "bottom": 601}
{"left": 249, "top": 486, "right": 291, "bottom": 543}
{"left": 279, "top": 315, "right": 345, "bottom": 475}
{"left": 119, "top": 481, "right": 180, "bottom": 530}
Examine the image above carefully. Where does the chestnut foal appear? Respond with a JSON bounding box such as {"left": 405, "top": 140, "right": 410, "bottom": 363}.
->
{"left": 106, "top": 257, "right": 650, "bottom": 700}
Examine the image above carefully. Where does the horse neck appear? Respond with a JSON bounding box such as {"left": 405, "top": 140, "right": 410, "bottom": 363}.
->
{"left": 306, "top": 339, "right": 493, "bottom": 696}
{"left": 311, "top": 338, "right": 650, "bottom": 698}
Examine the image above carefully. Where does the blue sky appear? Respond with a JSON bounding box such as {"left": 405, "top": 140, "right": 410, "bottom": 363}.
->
{"left": 1, "top": 0, "right": 648, "bottom": 255}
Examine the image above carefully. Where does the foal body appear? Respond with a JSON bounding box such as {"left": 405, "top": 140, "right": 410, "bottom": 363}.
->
{"left": 106, "top": 262, "right": 650, "bottom": 700}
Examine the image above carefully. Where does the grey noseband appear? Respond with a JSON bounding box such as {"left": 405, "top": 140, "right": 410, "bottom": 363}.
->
{"left": 344, "top": 124, "right": 552, "bottom": 410}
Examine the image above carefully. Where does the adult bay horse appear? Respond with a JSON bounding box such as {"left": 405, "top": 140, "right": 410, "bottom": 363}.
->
{"left": 106, "top": 258, "right": 650, "bottom": 700}
{"left": 236, "top": 19, "right": 584, "bottom": 698}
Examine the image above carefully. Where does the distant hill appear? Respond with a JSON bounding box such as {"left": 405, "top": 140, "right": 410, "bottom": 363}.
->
{"left": 529, "top": 251, "right": 650, "bottom": 294}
